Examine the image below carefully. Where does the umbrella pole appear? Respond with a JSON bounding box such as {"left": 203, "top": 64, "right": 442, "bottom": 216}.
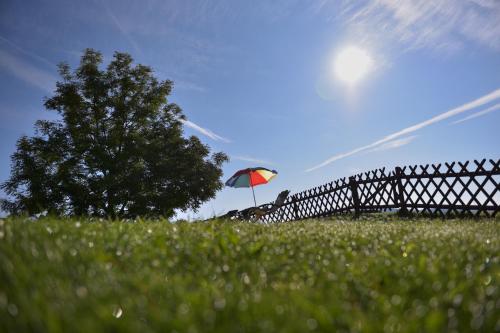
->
{"left": 251, "top": 185, "right": 257, "bottom": 207}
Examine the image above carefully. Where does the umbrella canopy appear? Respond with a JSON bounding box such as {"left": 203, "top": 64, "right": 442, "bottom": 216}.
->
{"left": 225, "top": 167, "right": 277, "bottom": 188}
{"left": 225, "top": 167, "right": 278, "bottom": 207}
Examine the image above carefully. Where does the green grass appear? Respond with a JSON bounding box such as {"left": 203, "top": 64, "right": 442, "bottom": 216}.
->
{"left": 0, "top": 215, "right": 498, "bottom": 332}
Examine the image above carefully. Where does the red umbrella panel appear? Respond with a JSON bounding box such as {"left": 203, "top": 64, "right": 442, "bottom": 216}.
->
{"left": 225, "top": 167, "right": 278, "bottom": 206}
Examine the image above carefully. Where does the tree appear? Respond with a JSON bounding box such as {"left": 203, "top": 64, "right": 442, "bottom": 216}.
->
{"left": 1, "top": 49, "right": 228, "bottom": 218}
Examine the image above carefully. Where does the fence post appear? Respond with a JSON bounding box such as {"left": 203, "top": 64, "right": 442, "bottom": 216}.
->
{"left": 349, "top": 176, "right": 360, "bottom": 217}
{"left": 292, "top": 195, "right": 299, "bottom": 221}
{"left": 394, "top": 167, "right": 407, "bottom": 216}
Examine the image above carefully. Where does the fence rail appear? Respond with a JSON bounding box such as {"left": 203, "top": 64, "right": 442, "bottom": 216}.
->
{"left": 256, "top": 158, "right": 500, "bottom": 222}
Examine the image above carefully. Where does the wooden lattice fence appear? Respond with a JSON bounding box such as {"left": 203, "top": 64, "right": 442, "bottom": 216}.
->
{"left": 257, "top": 158, "right": 500, "bottom": 222}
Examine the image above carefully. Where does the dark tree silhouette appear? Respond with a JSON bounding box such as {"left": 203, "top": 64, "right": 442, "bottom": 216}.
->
{"left": 1, "top": 49, "right": 228, "bottom": 218}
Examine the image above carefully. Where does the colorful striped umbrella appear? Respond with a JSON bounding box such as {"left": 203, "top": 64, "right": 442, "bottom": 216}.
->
{"left": 225, "top": 167, "right": 278, "bottom": 206}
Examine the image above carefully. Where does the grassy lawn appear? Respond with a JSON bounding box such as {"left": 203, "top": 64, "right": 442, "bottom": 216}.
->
{"left": 0, "top": 215, "right": 498, "bottom": 332}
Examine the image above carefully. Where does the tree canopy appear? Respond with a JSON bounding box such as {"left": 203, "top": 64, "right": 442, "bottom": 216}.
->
{"left": 1, "top": 49, "right": 228, "bottom": 218}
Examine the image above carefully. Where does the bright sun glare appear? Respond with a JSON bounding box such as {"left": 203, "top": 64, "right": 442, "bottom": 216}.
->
{"left": 334, "top": 46, "right": 373, "bottom": 85}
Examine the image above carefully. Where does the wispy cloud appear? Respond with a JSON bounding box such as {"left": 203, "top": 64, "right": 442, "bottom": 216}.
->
{"left": 452, "top": 103, "right": 500, "bottom": 124}
{"left": 100, "top": 0, "right": 142, "bottom": 56}
{"left": 367, "top": 135, "right": 418, "bottom": 153}
{"left": 0, "top": 49, "right": 56, "bottom": 93}
{"left": 180, "top": 119, "right": 231, "bottom": 143}
{"left": 174, "top": 80, "right": 207, "bottom": 93}
{"left": 0, "top": 35, "right": 55, "bottom": 68}
{"left": 306, "top": 88, "right": 500, "bottom": 172}
{"left": 335, "top": 0, "right": 500, "bottom": 53}
{"left": 231, "top": 155, "right": 275, "bottom": 166}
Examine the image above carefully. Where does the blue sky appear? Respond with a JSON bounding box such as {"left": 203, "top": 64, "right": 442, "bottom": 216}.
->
{"left": 1, "top": 0, "right": 499, "bottom": 219}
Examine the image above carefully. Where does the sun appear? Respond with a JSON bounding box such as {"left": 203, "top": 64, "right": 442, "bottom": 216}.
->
{"left": 334, "top": 46, "right": 373, "bottom": 85}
